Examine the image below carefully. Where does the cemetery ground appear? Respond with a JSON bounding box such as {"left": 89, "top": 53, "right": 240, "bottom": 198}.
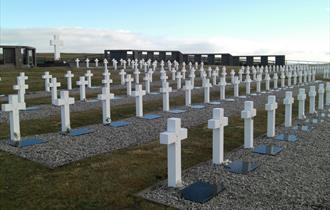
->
{"left": 1, "top": 63, "right": 329, "bottom": 209}
{"left": 0, "top": 92, "right": 302, "bottom": 210}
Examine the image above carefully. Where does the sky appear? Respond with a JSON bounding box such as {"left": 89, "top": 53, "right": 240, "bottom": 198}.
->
{"left": 1, "top": 0, "right": 329, "bottom": 62}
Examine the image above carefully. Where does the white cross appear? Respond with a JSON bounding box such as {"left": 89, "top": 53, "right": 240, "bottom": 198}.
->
{"left": 160, "top": 72, "right": 168, "bottom": 85}
{"left": 273, "top": 73, "right": 278, "bottom": 89}
{"left": 95, "top": 58, "right": 99, "bottom": 67}
{"left": 176, "top": 71, "right": 183, "bottom": 89}
{"left": 308, "top": 86, "right": 317, "bottom": 114}
{"left": 241, "top": 101, "right": 256, "bottom": 148}
{"left": 326, "top": 82, "right": 330, "bottom": 106}
{"left": 183, "top": 80, "right": 193, "bottom": 106}
{"left": 160, "top": 82, "right": 172, "bottom": 111}
{"left": 265, "top": 73, "right": 271, "bottom": 91}
{"left": 245, "top": 75, "right": 252, "bottom": 95}
{"left": 85, "top": 70, "right": 94, "bottom": 88}
{"left": 160, "top": 118, "right": 187, "bottom": 188}
{"left": 318, "top": 83, "right": 325, "bottom": 110}
{"left": 119, "top": 69, "right": 127, "bottom": 85}
{"left": 48, "top": 77, "right": 61, "bottom": 104}
{"left": 65, "top": 71, "right": 74, "bottom": 90}
{"left": 256, "top": 74, "right": 262, "bottom": 93}
{"left": 85, "top": 58, "right": 90, "bottom": 68}
{"left": 13, "top": 72, "right": 28, "bottom": 103}
{"left": 233, "top": 76, "right": 240, "bottom": 97}
{"left": 212, "top": 71, "right": 218, "bottom": 86}
{"left": 125, "top": 74, "right": 134, "bottom": 96}
{"left": 208, "top": 108, "right": 228, "bottom": 164}
{"left": 75, "top": 58, "right": 80, "bottom": 68}
{"left": 143, "top": 73, "right": 151, "bottom": 94}
{"left": 103, "top": 59, "right": 108, "bottom": 71}
{"left": 102, "top": 70, "right": 113, "bottom": 89}
{"left": 1, "top": 95, "right": 26, "bottom": 142}
{"left": 54, "top": 91, "right": 75, "bottom": 132}
{"left": 265, "top": 95, "right": 278, "bottom": 137}
{"left": 132, "top": 84, "right": 146, "bottom": 117}
{"left": 98, "top": 87, "right": 114, "bottom": 124}
{"left": 171, "top": 69, "right": 176, "bottom": 81}
{"left": 219, "top": 77, "right": 227, "bottom": 100}
{"left": 134, "top": 69, "right": 140, "bottom": 84}
{"left": 230, "top": 69, "right": 235, "bottom": 84}
{"left": 50, "top": 34, "right": 63, "bottom": 61}
{"left": 76, "top": 76, "right": 88, "bottom": 101}
{"left": 148, "top": 69, "right": 154, "bottom": 82}
{"left": 203, "top": 78, "right": 212, "bottom": 103}
{"left": 42, "top": 72, "right": 52, "bottom": 92}
{"left": 297, "top": 88, "right": 306, "bottom": 120}
{"left": 283, "top": 91, "right": 294, "bottom": 128}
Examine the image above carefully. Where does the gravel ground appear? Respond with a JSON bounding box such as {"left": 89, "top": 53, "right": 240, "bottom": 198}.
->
{"left": 0, "top": 80, "right": 322, "bottom": 168}
{"left": 140, "top": 118, "right": 330, "bottom": 210}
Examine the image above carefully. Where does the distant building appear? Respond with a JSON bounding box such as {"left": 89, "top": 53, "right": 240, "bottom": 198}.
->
{"left": 0, "top": 45, "right": 36, "bottom": 68}
{"left": 104, "top": 49, "right": 285, "bottom": 66}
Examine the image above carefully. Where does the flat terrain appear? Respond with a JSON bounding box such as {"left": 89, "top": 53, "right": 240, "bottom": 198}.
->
{"left": 0, "top": 63, "right": 329, "bottom": 210}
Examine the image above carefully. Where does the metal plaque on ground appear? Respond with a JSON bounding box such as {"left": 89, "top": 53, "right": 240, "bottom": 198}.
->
{"left": 180, "top": 181, "right": 225, "bottom": 203}
{"left": 69, "top": 128, "right": 95, "bottom": 136}
{"left": 253, "top": 144, "right": 283, "bottom": 155}
{"left": 224, "top": 160, "right": 258, "bottom": 174}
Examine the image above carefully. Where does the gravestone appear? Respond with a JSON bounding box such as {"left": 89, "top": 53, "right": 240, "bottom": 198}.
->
{"left": 85, "top": 58, "right": 90, "bottom": 68}
{"left": 297, "top": 88, "right": 306, "bottom": 120}
{"left": 241, "top": 101, "right": 256, "bottom": 148}
{"left": 265, "top": 95, "right": 278, "bottom": 137}
{"left": 85, "top": 70, "right": 94, "bottom": 88}
{"left": 75, "top": 58, "right": 80, "bottom": 68}
{"left": 308, "top": 86, "right": 316, "bottom": 114}
{"left": 219, "top": 77, "right": 226, "bottom": 100}
{"left": 1, "top": 95, "right": 26, "bottom": 144}
{"left": 98, "top": 87, "right": 114, "bottom": 124}
{"left": 49, "top": 77, "right": 61, "bottom": 104}
{"left": 160, "top": 82, "right": 172, "bottom": 112}
{"left": 13, "top": 72, "right": 28, "bottom": 103}
{"left": 119, "top": 69, "right": 126, "bottom": 85}
{"left": 76, "top": 76, "right": 88, "bottom": 101}
{"left": 125, "top": 74, "right": 134, "bottom": 96}
{"left": 95, "top": 58, "right": 99, "bottom": 67}
{"left": 176, "top": 71, "right": 183, "bottom": 89}
{"left": 42, "top": 72, "right": 52, "bottom": 92}
{"left": 183, "top": 80, "right": 193, "bottom": 106}
{"left": 54, "top": 90, "right": 75, "bottom": 132}
{"left": 132, "top": 84, "right": 146, "bottom": 117}
{"left": 203, "top": 79, "right": 212, "bottom": 103}
{"left": 160, "top": 118, "right": 188, "bottom": 188}
{"left": 318, "top": 83, "right": 325, "bottom": 110}
{"left": 208, "top": 108, "right": 228, "bottom": 164}
{"left": 65, "top": 71, "right": 74, "bottom": 90}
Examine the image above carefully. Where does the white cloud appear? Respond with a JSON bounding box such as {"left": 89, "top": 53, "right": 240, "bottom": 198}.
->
{"left": 1, "top": 27, "right": 329, "bottom": 62}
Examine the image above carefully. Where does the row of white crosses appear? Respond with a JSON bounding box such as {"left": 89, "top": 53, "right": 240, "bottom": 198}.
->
{"left": 160, "top": 81, "right": 330, "bottom": 187}
{"left": 75, "top": 58, "right": 100, "bottom": 68}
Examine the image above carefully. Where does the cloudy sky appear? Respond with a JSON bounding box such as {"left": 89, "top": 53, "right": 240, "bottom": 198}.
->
{"left": 1, "top": 0, "right": 329, "bottom": 62}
